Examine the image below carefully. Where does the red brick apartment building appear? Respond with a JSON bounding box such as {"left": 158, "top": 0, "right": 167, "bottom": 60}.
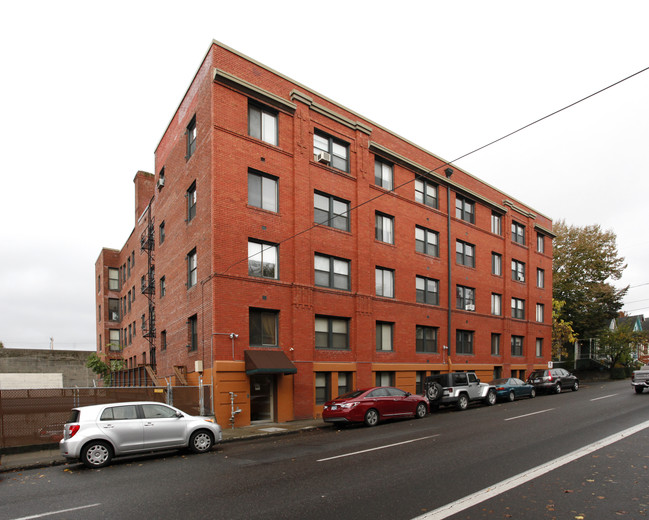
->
{"left": 96, "top": 40, "right": 554, "bottom": 426}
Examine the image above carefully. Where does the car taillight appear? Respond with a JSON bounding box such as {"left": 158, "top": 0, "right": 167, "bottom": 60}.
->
{"left": 547, "top": 374, "right": 553, "bottom": 381}
{"left": 496, "top": 386, "right": 506, "bottom": 391}
{"left": 68, "top": 424, "right": 80, "bottom": 438}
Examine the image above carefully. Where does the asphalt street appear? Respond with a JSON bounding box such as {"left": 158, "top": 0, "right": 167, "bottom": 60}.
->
{"left": 1, "top": 379, "right": 647, "bottom": 520}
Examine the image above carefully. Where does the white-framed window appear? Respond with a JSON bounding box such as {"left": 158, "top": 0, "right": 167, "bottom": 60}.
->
{"left": 248, "top": 240, "right": 278, "bottom": 279}
{"left": 187, "top": 249, "right": 197, "bottom": 288}
{"left": 492, "top": 253, "right": 502, "bottom": 276}
{"left": 248, "top": 102, "right": 278, "bottom": 145}
{"left": 491, "top": 212, "right": 502, "bottom": 235}
{"left": 537, "top": 233, "right": 545, "bottom": 253}
{"left": 108, "top": 268, "right": 119, "bottom": 291}
{"left": 536, "top": 303, "right": 545, "bottom": 322}
{"left": 375, "top": 267, "right": 394, "bottom": 298}
{"left": 537, "top": 268, "right": 545, "bottom": 288}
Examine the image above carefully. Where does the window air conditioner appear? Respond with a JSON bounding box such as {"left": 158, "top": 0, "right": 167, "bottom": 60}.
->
{"left": 157, "top": 177, "right": 165, "bottom": 189}
{"left": 316, "top": 151, "right": 331, "bottom": 164}
{"left": 465, "top": 304, "right": 475, "bottom": 311}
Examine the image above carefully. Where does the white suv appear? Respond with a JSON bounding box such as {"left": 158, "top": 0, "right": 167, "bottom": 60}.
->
{"left": 60, "top": 401, "right": 222, "bottom": 468}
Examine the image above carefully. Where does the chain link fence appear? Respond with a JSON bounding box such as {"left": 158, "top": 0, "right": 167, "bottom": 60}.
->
{"left": 0, "top": 385, "right": 211, "bottom": 449}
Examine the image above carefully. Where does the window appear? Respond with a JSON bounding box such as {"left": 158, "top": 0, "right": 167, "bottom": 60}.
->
{"left": 338, "top": 372, "right": 352, "bottom": 396}
{"left": 416, "top": 325, "right": 438, "bottom": 353}
{"left": 315, "top": 316, "right": 349, "bottom": 350}
{"left": 415, "top": 226, "right": 439, "bottom": 256}
{"left": 491, "top": 333, "right": 501, "bottom": 356}
{"left": 537, "top": 233, "right": 545, "bottom": 253}
{"left": 108, "top": 268, "right": 119, "bottom": 291}
{"left": 512, "top": 259, "right": 526, "bottom": 282}
{"left": 375, "top": 372, "right": 394, "bottom": 387}
{"left": 249, "top": 308, "right": 278, "bottom": 347}
{"left": 128, "top": 323, "right": 132, "bottom": 345}
{"left": 415, "top": 177, "right": 438, "bottom": 208}
{"left": 314, "top": 192, "right": 349, "bottom": 231}
{"left": 187, "top": 249, "right": 197, "bottom": 288}
{"left": 376, "top": 322, "right": 393, "bottom": 351}
{"left": 456, "top": 330, "right": 474, "bottom": 355}
{"left": 416, "top": 372, "right": 427, "bottom": 394}
{"left": 457, "top": 285, "right": 476, "bottom": 311}
{"left": 314, "top": 130, "right": 349, "bottom": 172}
{"left": 188, "top": 315, "right": 198, "bottom": 351}
{"left": 159, "top": 221, "right": 165, "bottom": 244}
{"left": 456, "top": 240, "right": 475, "bottom": 267}
{"left": 536, "top": 338, "right": 543, "bottom": 357}
{"left": 416, "top": 276, "right": 439, "bottom": 305}
{"left": 537, "top": 268, "right": 545, "bottom": 288}
{"left": 455, "top": 196, "right": 475, "bottom": 224}
{"left": 161, "top": 330, "right": 167, "bottom": 351}
{"left": 109, "top": 329, "right": 120, "bottom": 351}
{"left": 492, "top": 253, "right": 502, "bottom": 276}
{"left": 97, "top": 275, "right": 101, "bottom": 294}
{"left": 491, "top": 293, "right": 502, "bottom": 316}
{"left": 186, "top": 115, "right": 197, "bottom": 159}
{"left": 315, "top": 372, "right": 331, "bottom": 405}
{"left": 536, "top": 303, "right": 545, "bottom": 322}
{"left": 248, "top": 240, "right": 278, "bottom": 279}
{"left": 248, "top": 103, "right": 278, "bottom": 145}
{"left": 511, "top": 298, "right": 525, "bottom": 320}
{"left": 314, "top": 254, "right": 350, "bottom": 290}
{"left": 512, "top": 221, "right": 526, "bottom": 245}
{"left": 375, "top": 212, "right": 394, "bottom": 244}
{"left": 248, "top": 170, "right": 278, "bottom": 213}
{"left": 511, "top": 335, "right": 524, "bottom": 356}
{"left": 101, "top": 405, "right": 138, "bottom": 421}
{"left": 374, "top": 158, "right": 393, "bottom": 190}
{"left": 160, "top": 276, "right": 166, "bottom": 298}
{"left": 375, "top": 267, "right": 394, "bottom": 298}
{"left": 158, "top": 167, "right": 165, "bottom": 190}
{"left": 108, "top": 298, "right": 120, "bottom": 321}
{"left": 491, "top": 212, "right": 502, "bottom": 235}
{"left": 98, "top": 305, "right": 101, "bottom": 322}
{"left": 187, "top": 182, "right": 197, "bottom": 222}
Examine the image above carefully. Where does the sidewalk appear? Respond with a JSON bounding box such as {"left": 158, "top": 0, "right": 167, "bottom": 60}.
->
{"left": 0, "top": 419, "right": 330, "bottom": 473}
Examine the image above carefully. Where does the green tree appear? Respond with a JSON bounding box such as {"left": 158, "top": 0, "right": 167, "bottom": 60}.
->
{"left": 552, "top": 299, "right": 577, "bottom": 360}
{"left": 86, "top": 353, "right": 124, "bottom": 386}
{"left": 553, "top": 220, "right": 628, "bottom": 338}
{"left": 598, "top": 323, "right": 648, "bottom": 371}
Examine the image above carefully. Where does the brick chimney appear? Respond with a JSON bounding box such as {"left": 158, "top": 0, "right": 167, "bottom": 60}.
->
{"left": 134, "top": 171, "right": 155, "bottom": 221}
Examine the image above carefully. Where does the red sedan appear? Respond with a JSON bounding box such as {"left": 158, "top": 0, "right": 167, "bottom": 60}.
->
{"left": 322, "top": 386, "right": 429, "bottom": 427}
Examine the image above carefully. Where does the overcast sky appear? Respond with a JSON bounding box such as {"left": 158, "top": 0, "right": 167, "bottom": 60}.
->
{"left": 1, "top": 1, "right": 648, "bottom": 350}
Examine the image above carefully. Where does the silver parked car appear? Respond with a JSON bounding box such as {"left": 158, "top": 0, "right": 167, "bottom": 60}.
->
{"left": 60, "top": 401, "right": 222, "bottom": 468}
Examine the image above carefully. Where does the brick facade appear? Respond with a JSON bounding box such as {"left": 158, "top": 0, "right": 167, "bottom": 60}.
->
{"left": 96, "top": 41, "right": 554, "bottom": 426}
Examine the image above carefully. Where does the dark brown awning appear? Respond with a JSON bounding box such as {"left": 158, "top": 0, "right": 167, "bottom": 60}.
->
{"left": 244, "top": 350, "right": 297, "bottom": 375}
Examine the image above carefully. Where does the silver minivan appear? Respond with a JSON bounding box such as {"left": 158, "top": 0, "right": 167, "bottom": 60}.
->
{"left": 60, "top": 401, "right": 222, "bottom": 468}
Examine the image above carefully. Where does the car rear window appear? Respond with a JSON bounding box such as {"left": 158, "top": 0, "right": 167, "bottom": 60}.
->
{"left": 66, "top": 409, "right": 80, "bottom": 424}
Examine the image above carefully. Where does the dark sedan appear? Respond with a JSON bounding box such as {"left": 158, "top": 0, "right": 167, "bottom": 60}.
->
{"left": 322, "top": 386, "right": 428, "bottom": 427}
{"left": 490, "top": 378, "right": 536, "bottom": 401}
{"left": 527, "top": 368, "right": 579, "bottom": 394}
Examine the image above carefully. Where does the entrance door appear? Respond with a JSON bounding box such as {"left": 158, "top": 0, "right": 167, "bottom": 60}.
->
{"left": 250, "top": 374, "right": 274, "bottom": 422}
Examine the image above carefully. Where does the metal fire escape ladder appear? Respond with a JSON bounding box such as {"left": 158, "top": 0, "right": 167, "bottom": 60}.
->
{"left": 140, "top": 209, "right": 157, "bottom": 374}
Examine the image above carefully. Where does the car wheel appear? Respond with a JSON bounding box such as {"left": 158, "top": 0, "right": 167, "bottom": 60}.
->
{"left": 572, "top": 381, "right": 579, "bottom": 391}
{"left": 634, "top": 386, "right": 644, "bottom": 394}
{"left": 426, "top": 382, "right": 443, "bottom": 403}
{"left": 555, "top": 382, "right": 562, "bottom": 394}
{"left": 456, "top": 394, "right": 469, "bottom": 411}
{"left": 364, "top": 408, "right": 379, "bottom": 427}
{"left": 81, "top": 441, "right": 113, "bottom": 469}
{"left": 530, "top": 388, "right": 536, "bottom": 399}
{"left": 415, "top": 402, "right": 427, "bottom": 419}
{"left": 189, "top": 430, "right": 214, "bottom": 453}
{"left": 485, "top": 389, "right": 497, "bottom": 406}
{"left": 508, "top": 390, "right": 515, "bottom": 402}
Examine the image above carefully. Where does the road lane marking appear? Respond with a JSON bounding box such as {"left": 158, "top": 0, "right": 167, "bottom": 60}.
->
{"left": 413, "top": 419, "right": 649, "bottom": 520}
{"left": 504, "top": 408, "right": 554, "bottom": 421}
{"left": 12, "top": 503, "right": 101, "bottom": 520}
{"left": 317, "top": 435, "right": 439, "bottom": 462}
{"left": 591, "top": 393, "right": 618, "bottom": 401}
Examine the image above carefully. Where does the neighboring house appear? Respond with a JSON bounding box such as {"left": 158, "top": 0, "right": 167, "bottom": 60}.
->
{"left": 96, "top": 40, "right": 554, "bottom": 426}
{"left": 609, "top": 315, "right": 648, "bottom": 363}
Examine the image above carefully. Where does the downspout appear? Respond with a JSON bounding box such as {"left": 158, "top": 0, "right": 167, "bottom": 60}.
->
{"left": 445, "top": 168, "right": 454, "bottom": 369}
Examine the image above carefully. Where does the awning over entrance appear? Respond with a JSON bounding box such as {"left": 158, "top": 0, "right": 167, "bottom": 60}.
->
{"left": 244, "top": 350, "right": 297, "bottom": 375}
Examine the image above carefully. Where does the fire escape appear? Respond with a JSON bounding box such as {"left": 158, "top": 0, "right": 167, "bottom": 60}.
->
{"left": 140, "top": 210, "right": 160, "bottom": 385}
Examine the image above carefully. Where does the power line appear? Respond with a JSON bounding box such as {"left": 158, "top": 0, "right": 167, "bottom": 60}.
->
{"left": 220, "top": 65, "right": 649, "bottom": 276}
